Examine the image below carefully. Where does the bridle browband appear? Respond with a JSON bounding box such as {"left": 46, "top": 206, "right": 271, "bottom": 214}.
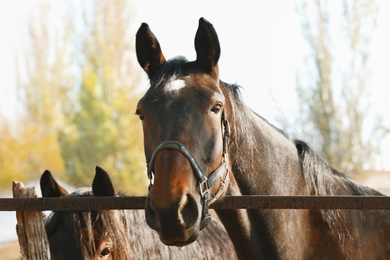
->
{"left": 146, "top": 111, "right": 230, "bottom": 230}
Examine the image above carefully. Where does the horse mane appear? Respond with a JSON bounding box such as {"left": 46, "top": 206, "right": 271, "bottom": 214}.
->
{"left": 222, "top": 82, "right": 258, "bottom": 157}
{"left": 294, "top": 140, "right": 384, "bottom": 248}
{"left": 294, "top": 140, "right": 383, "bottom": 196}
{"left": 222, "top": 81, "right": 290, "bottom": 174}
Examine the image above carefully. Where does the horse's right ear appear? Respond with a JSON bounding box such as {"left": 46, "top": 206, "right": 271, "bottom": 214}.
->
{"left": 93, "top": 166, "right": 115, "bottom": 197}
{"left": 194, "top": 17, "right": 220, "bottom": 74}
{"left": 136, "top": 23, "right": 166, "bottom": 79}
{"left": 40, "top": 170, "right": 69, "bottom": 197}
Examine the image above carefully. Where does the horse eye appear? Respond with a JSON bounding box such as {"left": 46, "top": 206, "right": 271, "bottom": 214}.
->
{"left": 99, "top": 247, "right": 112, "bottom": 258}
{"left": 136, "top": 110, "right": 145, "bottom": 121}
{"left": 211, "top": 103, "right": 222, "bottom": 113}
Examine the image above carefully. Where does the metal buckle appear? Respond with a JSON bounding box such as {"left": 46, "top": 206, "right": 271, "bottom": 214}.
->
{"left": 223, "top": 119, "right": 230, "bottom": 156}
{"left": 199, "top": 177, "right": 209, "bottom": 198}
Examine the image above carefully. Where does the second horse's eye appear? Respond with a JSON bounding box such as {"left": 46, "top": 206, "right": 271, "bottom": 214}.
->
{"left": 99, "top": 247, "right": 112, "bottom": 258}
{"left": 211, "top": 103, "right": 222, "bottom": 113}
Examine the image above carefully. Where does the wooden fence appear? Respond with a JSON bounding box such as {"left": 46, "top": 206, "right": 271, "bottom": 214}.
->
{"left": 2, "top": 181, "right": 390, "bottom": 259}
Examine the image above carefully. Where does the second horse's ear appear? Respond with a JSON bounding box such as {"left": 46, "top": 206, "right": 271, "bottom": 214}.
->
{"left": 40, "top": 170, "right": 69, "bottom": 197}
{"left": 92, "top": 166, "right": 115, "bottom": 197}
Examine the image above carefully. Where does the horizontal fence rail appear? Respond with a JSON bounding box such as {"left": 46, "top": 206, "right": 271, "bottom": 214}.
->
{"left": 1, "top": 195, "right": 390, "bottom": 211}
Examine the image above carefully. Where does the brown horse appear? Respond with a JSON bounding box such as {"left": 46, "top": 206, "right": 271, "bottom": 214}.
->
{"left": 135, "top": 17, "right": 390, "bottom": 259}
{"left": 40, "top": 166, "right": 237, "bottom": 260}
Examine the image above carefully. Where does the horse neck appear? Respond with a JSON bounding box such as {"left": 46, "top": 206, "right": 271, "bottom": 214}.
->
{"left": 229, "top": 107, "right": 305, "bottom": 195}
{"left": 220, "top": 108, "right": 310, "bottom": 259}
{"left": 222, "top": 105, "right": 385, "bottom": 259}
{"left": 228, "top": 106, "right": 375, "bottom": 196}
{"left": 215, "top": 177, "right": 268, "bottom": 259}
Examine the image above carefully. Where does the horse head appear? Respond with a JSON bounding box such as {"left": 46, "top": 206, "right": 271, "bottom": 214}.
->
{"left": 40, "top": 166, "right": 125, "bottom": 260}
{"left": 136, "top": 17, "right": 233, "bottom": 246}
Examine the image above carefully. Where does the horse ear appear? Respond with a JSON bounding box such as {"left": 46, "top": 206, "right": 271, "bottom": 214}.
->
{"left": 194, "top": 17, "right": 220, "bottom": 73}
{"left": 136, "top": 23, "right": 166, "bottom": 79}
{"left": 92, "top": 166, "right": 115, "bottom": 197}
{"left": 40, "top": 170, "right": 69, "bottom": 197}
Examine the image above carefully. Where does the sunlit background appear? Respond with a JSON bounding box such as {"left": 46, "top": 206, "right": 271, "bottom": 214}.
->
{"left": 1, "top": 0, "right": 390, "bottom": 255}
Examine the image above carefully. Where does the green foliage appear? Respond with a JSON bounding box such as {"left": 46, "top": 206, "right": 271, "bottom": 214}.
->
{"left": 0, "top": 124, "right": 64, "bottom": 190}
{"left": 57, "top": 0, "right": 147, "bottom": 195}
{"left": 59, "top": 65, "right": 116, "bottom": 185}
{"left": 0, "top": 125, "right": 27, "bottom": 189}
{"left": 59, "top": 65, "right": 147, "bottom": 194}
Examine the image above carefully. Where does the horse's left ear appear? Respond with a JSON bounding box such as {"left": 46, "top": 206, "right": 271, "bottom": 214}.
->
{"left": 40, "top": 170, "right": 69, "bottom": 197}
{"left": 93, "top": 166, "right": 115, "bottom": 197}
{"left": 194, "top": 17, "right": 221, "bottom": 73}
{"left": 136, "top": 23, "right": 166, "bottom": 79}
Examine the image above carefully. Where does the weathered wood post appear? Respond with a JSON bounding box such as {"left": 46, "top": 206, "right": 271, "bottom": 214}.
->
{"left": 13, "top": 181, "right": 50, "bottom": 260}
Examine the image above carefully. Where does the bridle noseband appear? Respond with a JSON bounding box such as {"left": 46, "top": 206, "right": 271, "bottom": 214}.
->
{"left": 146, "top": 112, "right": 230, "bottom": 230}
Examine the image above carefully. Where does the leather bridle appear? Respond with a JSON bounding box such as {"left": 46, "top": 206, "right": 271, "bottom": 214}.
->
{"left": 146, "top": 111, "right": 230, "bottom": 230}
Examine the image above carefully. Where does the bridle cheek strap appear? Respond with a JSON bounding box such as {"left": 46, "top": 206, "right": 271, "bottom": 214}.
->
{"left": 146, "top": 114, "right": 230, "bottom": 230}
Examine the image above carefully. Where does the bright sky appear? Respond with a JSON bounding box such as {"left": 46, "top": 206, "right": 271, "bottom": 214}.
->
{"left": 122, "top": 0, "right": 390, "bottom": 170}
{"left": 131, "top": 0, "right": 304, "bottom": 123}
{"left": 1, "top": 0, "right": 390, "bottom": 168}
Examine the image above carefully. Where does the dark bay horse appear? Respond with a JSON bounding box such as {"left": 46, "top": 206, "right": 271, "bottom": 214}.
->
{"left": 40, "top": 166, "right": 237, "bottom": 260}
{"left": 135, "top": 17, "right": 390, "bottom": 259}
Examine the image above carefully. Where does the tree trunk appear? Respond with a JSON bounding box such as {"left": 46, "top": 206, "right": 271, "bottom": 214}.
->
{"left": 13, "top": 181, "right": 50, "bottom": 260}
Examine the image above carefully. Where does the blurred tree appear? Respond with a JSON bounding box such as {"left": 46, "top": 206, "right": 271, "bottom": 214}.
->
{"left": 59, "top": 0, "right": 147, "bottom": 195}
{"left": 0, "top": 124, "right": 27, "bottom": 188}
{"left": 293, "top": 0, "right": 383, "bottom": 175}
{"left": 0, "top": 124, "right": 64, "bottom": 188}
{"left": 58, "top": 65, "right": 116, "bottom": 185}
{"left": 0, "top": 3, "right": 73, "bottom": 189}
{"left": 4, "top": 0, "right": 147, "bottom": 195}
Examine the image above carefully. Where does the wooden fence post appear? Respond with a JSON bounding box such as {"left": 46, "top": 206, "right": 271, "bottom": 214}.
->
{"left": 13, "top": 181, "right": 50, "bottom": 260}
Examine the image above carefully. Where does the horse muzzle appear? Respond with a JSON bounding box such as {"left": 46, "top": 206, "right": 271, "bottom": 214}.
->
{"left": 145, "top": 190, "right": 202, "bottom": 246}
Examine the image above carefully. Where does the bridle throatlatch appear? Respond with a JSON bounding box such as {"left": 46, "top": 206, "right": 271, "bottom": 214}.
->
{"left": 146, "top": 112, "right": 230, "bottom": 230}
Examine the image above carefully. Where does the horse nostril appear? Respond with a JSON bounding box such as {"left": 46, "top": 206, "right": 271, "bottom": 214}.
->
{"left": 179, "top": 193, "right": 199, "bottom": 229}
